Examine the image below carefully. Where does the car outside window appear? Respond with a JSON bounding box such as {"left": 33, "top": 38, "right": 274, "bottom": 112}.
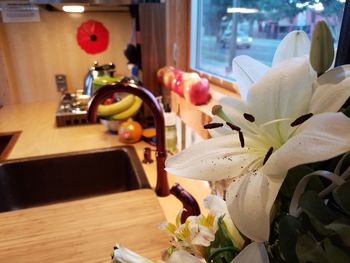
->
{"left": 190, "top": 0, "right": 346, "bottom": 83}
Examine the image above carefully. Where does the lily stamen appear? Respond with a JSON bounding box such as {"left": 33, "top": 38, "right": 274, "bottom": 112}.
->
{"left": 263, "top": 147, "right": 274, "bottom": 165}
{"left": 204, "top": 123, "right": 224, "bottom": 129}
{"left": 291, "top": 113, "right": 313, "bottom": 127}
{"left": 226, "top": 122, "right": 241, "bottom": 131}
{"left": 212, "top": 105, "right": 231, "bottom": 122}
{"left": 239, "top": 131, "right": 245, "bottom": 148}
{"left": 243, "top": 113, "right": 255, "bottom": 122}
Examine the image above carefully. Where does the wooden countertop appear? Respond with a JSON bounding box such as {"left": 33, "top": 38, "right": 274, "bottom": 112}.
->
{"left": 0, "top": 189, "right": 169, "bottom": 262}
{"left": 0, "top": 101, "right": 211, "bottom": 221}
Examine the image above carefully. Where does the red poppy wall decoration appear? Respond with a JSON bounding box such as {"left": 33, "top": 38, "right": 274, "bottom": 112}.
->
{"left": 77, "top": 20, "right": 109, "bottom": 54}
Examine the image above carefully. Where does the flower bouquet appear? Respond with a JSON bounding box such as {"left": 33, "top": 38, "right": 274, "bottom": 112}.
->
{"left": 111, "top": 21, "right": 350, "bottom": 263}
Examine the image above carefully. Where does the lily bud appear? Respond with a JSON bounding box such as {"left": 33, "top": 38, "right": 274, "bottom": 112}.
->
{"left": 310, "top": 20, "right": 334, "bottom": 76}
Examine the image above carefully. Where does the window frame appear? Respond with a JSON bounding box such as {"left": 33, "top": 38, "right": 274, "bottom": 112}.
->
{"left": 188, "top": 0, "right": 348, "bottom": 93}
{"left": 335, "top": 0, "right": 350, "bottom": 66}
{"left": 189, "top": 0, "right": 239, "bottom": 93}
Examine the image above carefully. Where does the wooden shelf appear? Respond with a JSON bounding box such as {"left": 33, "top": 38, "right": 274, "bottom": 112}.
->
{"left": 170, "top": 84, "right": 240, "bottom": 140}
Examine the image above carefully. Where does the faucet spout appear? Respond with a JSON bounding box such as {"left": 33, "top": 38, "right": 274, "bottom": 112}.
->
{"left": 87, "top": 81, "right": 170, "bottom": 197}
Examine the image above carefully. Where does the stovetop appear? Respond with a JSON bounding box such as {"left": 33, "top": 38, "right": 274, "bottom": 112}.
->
{"left": 56, "top": 93, "right": 89, "bottom": 127}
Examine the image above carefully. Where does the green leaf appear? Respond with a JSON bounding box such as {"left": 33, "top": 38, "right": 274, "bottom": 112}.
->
{"left": 208, "top": 247, "right": 237, "bottom": 263}
{"left": 342, "top": 106, "right": 350, "bottom": 118}
{"left": 208, "top": 216, "right": 237, "bottom": 263}
{"left": 333, "top": 181, "right": 350, "bottom": 216}
{"left": 280, "top": 165, "right": 324, "bottom": 199}
{"left": 323, "top": 238, "right": 350, "bottom": 263}
{"left": 299, "top": 191, "right": 341, "bottom": 237}
{"left": 279, "top": 215, "right": 304, "bottom": 263}
{"left": 296, "top": 234, "right": 329, "bottom": 263}
{"left": 325, "top": 218, "right": 350, "bottom": 246}
{"left": 299, "top": 191, "right": 340, "bottom": 225}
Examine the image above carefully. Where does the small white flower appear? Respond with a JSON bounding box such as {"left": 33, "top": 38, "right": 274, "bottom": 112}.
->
{"left": 167, "top": 250, "right": 205, "bottom": 263}
{"left": 112, "top": 244, "right": 153, "bottom": 263}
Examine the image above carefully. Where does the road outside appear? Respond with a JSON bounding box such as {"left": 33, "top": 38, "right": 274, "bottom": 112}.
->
{"left": 198, "top": 35, "right": 281, "bottom": 81}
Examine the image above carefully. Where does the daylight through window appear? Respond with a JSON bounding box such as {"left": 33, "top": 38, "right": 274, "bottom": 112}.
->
{"left": 190, "top": 0, "right": 346, "bottom": 82}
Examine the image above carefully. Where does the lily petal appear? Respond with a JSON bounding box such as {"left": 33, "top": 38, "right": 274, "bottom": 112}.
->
{"left": 310, "top": 64, "right": 350, "bottom": 114}
{"left": 247, "top": 56, "right": 315, "bottom": 140}
{"left": 165, "top": 135, "right": 260, "bottom": 181}
{"left": 216, "top": 96, "right": 259, "bottom": 136}
{"left": 264, "top": 112, "right": 350, "bottom": 178}
{"left": 208, "top": 116, "right": 234, "bottom": 138}
{"left": 272, "top": 30, "right": 310, "bottom": 66}
{"left": 232, "top": 55, "right": 269, "bottom": 100}
{"left": 167, "top": 250, "right": 204, "bottom": 263}
{"left": 112, "top": 244, "right": 153, "bottom": 263}
{"left": 231, "top": 242, "right": 270, "bottom": 263}
{"left": 226, "top": 171, "right": 283, "bottom": 241}
{"left": 203, "top": 195, "right": 245, "bottom": 249}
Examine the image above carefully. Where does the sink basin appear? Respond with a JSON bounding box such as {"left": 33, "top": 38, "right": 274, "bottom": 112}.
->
{"left": 0, "top": 146, "right": 150, "bottom": 212}
{"left": 0, "top": 131, "right": 21, "bottom": 160}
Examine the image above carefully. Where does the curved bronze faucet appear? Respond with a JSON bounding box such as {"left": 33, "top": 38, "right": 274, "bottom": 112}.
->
{"left": 87, "top": 81, "right": 170, "bottom": 196}
{"left": 87, "top": 80, "right": 201, "bottom": 221}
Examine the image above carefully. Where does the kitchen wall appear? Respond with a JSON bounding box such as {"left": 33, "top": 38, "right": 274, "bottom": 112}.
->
{"left": 0, "top": 10, "right": 132, "bottom": 105}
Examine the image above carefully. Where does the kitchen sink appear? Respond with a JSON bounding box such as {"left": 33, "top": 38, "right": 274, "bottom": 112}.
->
{"left": 0, "top": 146, "right": 150, "bottom": 212}
{"left": 0, "top": 131, "right": 21, "bottom": 160}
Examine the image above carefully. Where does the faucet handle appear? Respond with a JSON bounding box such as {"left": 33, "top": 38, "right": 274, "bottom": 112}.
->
{"left": 170, "top": 183, "right": 201, "bottom": 223}
{"left": 142, "top": 147, "right": 154, "bottom": 164}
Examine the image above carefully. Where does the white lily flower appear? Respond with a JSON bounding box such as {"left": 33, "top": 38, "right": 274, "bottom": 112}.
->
{"left": 231, "top": 242, "right": 269, "bottom": 263}
{"left": 233, "top": 30, "right": 311, "bottom": 100}
{"left": 272, "top": 30, "right": 310, "bottom": 66}
{"left": 165, "top": 56, "right": 350, "bottom": 242}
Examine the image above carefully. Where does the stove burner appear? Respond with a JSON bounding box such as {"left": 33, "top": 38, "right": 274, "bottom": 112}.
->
{"left": 56, "top": 93, "right": 89, "bottom": 127}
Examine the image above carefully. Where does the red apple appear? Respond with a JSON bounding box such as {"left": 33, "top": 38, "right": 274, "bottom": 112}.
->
{"left": 163, "top": 67, "right": 183, "bottom": 89}
{"left": 184, "top": 77, "right": 210, "bottom": 105}
{"left": 157, "top": 66, "right": 170, "bottom": 85}
{"left": 178, "top": 73, "right": 200, "bottom": 97}
{"left": 103, "top": 97, "right": 114, "bottom": 105}
{"left": 171, "top": 71, "right": 184, "bottom": 95}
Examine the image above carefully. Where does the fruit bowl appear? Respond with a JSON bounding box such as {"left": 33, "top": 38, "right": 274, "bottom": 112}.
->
{"left": 100, "top": 118, "right": 122, "bottom": 133}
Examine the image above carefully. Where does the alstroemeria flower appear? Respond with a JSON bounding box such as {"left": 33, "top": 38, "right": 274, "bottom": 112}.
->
{"left": 165, "top": 56, "right": 350, "bottom": 243}
{"left": 160, "top": 209, "right": 217, "bottom": 255}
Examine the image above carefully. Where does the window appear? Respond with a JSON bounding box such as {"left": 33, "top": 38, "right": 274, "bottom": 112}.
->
{"left": 190, "top": 0, "right": 346, "bottom": 83}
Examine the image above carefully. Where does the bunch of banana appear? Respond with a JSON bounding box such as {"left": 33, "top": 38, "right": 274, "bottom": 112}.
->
{"left": 97, "top": 94, "right": 143, "bottom": 120}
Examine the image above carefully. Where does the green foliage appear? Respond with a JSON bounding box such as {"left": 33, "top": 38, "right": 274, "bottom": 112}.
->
{"left": 299, "top": 191, "right": 340, "bottom": 225}
{"left": 272, "top": 183, "right": 350, "bottom": 263}
{"left": 333, "top": 182, "right": 350, "bottom": 216}
{"left": 280, "top": 165, "right": 324, "bottom": 199}
{"left": 295, "top": 234, "right": 329, "bottom": 263}
{"left": 207, "top": 216, "right": 238, "bottom": 263}
{"left": 323, "top": 237, "right": 350, "bottom": 263}
{"left": 278, "top": 215, "right": 304, "bottom": 263}
{"left": 269, "top": 148, "right": 350, "bottom": 263}
{"left": 343, "top": 106, "right": 350, "bottom": 118}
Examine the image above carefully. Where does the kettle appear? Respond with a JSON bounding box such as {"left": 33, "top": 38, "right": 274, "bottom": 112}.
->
{"left": 83, "top": 61, "right": 115, "bottom": 96}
